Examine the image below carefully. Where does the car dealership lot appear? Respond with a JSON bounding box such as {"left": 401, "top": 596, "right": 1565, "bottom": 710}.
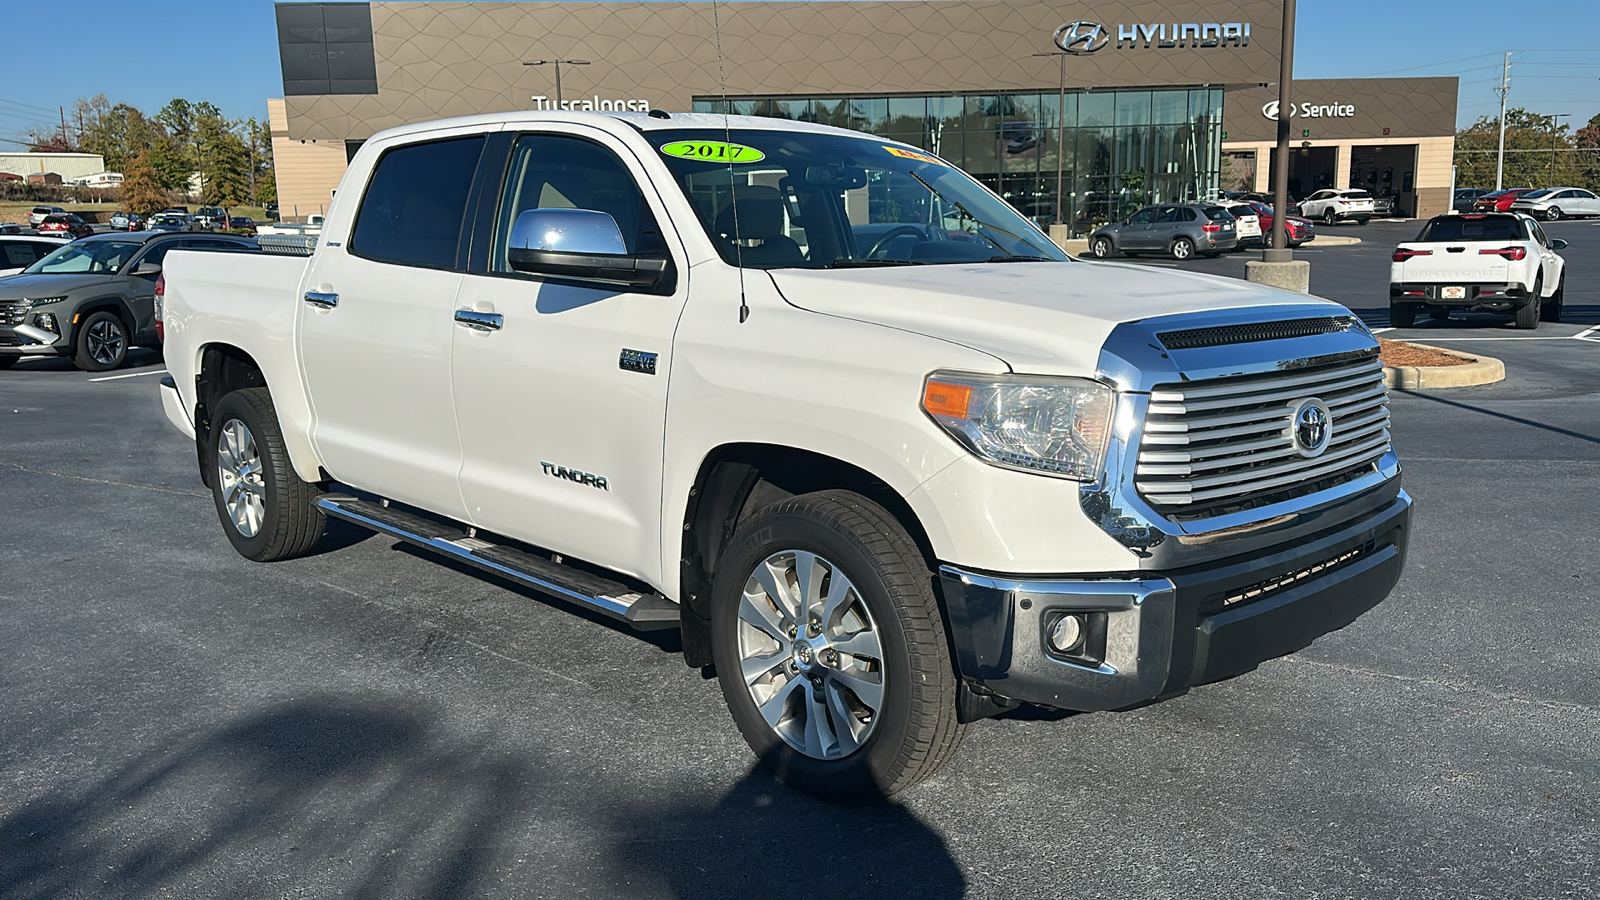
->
{"left": 2, "top": 243, "right": 1598, "bottom": 897}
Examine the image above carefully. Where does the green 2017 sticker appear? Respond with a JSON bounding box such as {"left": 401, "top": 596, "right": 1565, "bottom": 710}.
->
{"left": 660, "top": 140, "right": 766, "bottom": 163}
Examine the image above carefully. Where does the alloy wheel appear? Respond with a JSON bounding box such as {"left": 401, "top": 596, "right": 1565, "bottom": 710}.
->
{"left": 216, "top": 418, "right": 266, "bottom": 537}
{"left": 735, "top": 550, "right": 885, "bottom": 760}
{"left": 86, "top": 318, "right": 125, "bottom": 366}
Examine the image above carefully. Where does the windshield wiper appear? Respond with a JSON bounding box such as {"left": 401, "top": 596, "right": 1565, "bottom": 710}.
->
{"left": 984, "top": 255, "right": 1057, "bottom": 263}
{"left": 827, "top": 258, "right": 925, "bottom": 268}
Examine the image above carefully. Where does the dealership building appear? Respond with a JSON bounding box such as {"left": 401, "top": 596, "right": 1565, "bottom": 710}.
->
{"left": 270, "top": 0, "right": 1459, "bottom": 228}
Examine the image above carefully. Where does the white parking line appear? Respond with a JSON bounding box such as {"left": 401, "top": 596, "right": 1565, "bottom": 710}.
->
{"left": 89, "top": 369, "right": 167, "bottom": 382}
{"left": 1574, "top": 326, "right": 1600, "bottom": 343}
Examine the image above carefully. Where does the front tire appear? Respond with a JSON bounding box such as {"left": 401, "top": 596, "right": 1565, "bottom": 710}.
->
{"left": 73, "top": 310, "right": 128, "bottom": 372}
{"left": 209, "top": 387, "right": 326, "bottom": 561}
{"left": 710, "top": 490, "right": 966, "bottom": 803}
{"left": 1091, "top": 236, "right": 1114, "bottom": 259}
{"left": 1170, "top": 236, "right": 1195, "bottom": 260}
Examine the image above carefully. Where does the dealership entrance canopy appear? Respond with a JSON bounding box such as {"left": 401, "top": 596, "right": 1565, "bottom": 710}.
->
{"left": 270, "top": 0, "right": 1458, "bottom": 228}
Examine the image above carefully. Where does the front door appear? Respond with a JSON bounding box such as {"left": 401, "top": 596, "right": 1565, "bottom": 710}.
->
{"left": 451, "top": 129, "right": 690, "bottom": 584}
{"left": 298, "top": 133, "right": 488, "bottom": 518}
{"left": 1119, "top": 207, "right": 1157, "bottom": 249}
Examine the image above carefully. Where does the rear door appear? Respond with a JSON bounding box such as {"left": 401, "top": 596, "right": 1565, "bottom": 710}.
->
{"left": 298, "top": 130, "right": 490, "bottom": 518}
{"left": 450, "top": 127, "right": 690, "bottom": 583}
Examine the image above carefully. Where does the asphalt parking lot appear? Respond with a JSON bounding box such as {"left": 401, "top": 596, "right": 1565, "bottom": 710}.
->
{"left": 2, "top": 226, "right": 1598, "bottom": 898}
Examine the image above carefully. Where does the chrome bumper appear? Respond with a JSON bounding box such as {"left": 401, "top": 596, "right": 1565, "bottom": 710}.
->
{"left": 939, "top": 490, "right": 1411, "bottom": 712}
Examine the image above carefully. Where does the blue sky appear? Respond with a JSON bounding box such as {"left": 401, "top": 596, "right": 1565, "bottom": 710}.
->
{"left": 1, "top": 0, "right": 1596, "bottom": 146}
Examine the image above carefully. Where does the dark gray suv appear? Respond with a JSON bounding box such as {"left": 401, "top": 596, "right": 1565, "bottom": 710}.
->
{"left": 1089, "top": 203, "right": 1238, "bottom": 261}
{"left": 0, "top": 232, "right": 258, "bottom": 372}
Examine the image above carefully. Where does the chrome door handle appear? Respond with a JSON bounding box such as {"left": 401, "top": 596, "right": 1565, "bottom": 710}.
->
{"left": 454, "top": 309, "right": 503, "bottom": 331}
{"left": 304, "top": 291, "right": 339, "bottom": 309}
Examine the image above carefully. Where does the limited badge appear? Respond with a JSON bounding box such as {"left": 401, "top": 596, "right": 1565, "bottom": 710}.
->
{"left": 884, "top": 146, "right": 947, "bottom": 166}
{"left": 660, "top": 140, "right": 766, "bottom": 164}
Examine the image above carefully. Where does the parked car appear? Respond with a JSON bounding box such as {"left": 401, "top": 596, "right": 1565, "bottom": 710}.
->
{"left": 0, "top": 231, "right": 259, "bottom": 371}
{"left": 146, "top": 214, "right": 190, "bottom": 233}
{"left": 265, "top": 202, "right": 280, "bottom": 221}
{"left": 1247, "top": 202, "right": 1316, "bottom": 248}
{"left": 1089, "top": 202, "right": 1238, "bottom": 260}
{"left": 108, "top": 211, "right": 144, "bottom": 231}
{"left": 1297, "top": 189, "right": 1375, "bottom": 226}
{"left": 0, "top": 223, "right": 24, "bottom": 235}
{"left": 37, "top": 214, "right": 94, "bottom": 239}
{"left": 0, "top": 235, "right": 70, "bottom": 277}
{"left": 1508, "top": 186, "right": 1600, "bottom": 221}
{"left": 1389, "top": 212, "right": 1565, "bottom": 329}
{"left": 1473, "top": 188, "right": 1535, "bottom": 212}
{"left": 1371, "top": 195, "right": 1398, "bottom": 218}
{"left": 1219, "top": 201, "right": 1263, "bottom": 248}
{"left": 227, "top": 216, "right": 257, "bottom": 235}
{"left": 195, "top": 206, "right": 229, "bottom": 230}
{"left": 1453, "top": 189, "right": 1491, "bottom": 212}
{"left": 154, "top": 110, "right": 1411, "bottom": 802}
{"left": 28, "top": 206, "right": 65, "bottom": 226}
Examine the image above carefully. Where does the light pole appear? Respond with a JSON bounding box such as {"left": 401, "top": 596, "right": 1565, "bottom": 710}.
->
{"left": 1548, "top": 113, "right": 1569, "bottom": 187}
{"left": 1031, "top": 51, "right": 1069, "bottom": 227}
{"left": 523, "top": 59, "right": 590, "bottom": 107}
{"left": 1265, "top": 0, "right": 1297, "bottom": 263}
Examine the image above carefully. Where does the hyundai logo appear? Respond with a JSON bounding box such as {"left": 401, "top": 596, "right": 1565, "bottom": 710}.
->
{"left": 1055, "top": 21, "right": 1110, "bottom": 54}
{"left": 1290, "top": 398, "right": 1333, "bottom": 458}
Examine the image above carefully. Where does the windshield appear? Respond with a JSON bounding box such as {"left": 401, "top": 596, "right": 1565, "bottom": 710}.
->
{"left": 644, "top": 128, "right": 1069, "bottom": 268}
{"left": 23, "top": 240, "right": 142, "bottom": 275}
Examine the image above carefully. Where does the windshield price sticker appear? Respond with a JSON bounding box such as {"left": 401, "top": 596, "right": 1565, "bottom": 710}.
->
{"left": 660, "top": 140, "right": 766, "bottom": 163}
{"left": 884, "top": 146, "right": 948, "bottom": 166}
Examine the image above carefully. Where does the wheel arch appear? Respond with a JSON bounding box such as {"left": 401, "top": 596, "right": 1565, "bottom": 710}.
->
{"left": 70, "top": 296, "right": 137, "bottom": 346}
{"left": 194, "top": 342, "right": 323, "bottom": 489}
{"left": 676, "top": 443, "right": 941, "bottom": 669}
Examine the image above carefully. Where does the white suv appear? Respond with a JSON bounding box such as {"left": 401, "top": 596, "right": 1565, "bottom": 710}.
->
{"left": 28, "top": 206, "right": 65, "bottom": 226}
{"left": 1297, "top": 190, "right": 1374, "bottom": 226}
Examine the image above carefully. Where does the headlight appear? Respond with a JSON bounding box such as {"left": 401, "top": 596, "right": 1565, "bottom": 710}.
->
{"left": 26, "top": 296, "right": 68, "bottom": 307}
{"left": 921, "top": 371, "right": 1114, "bottom": 481}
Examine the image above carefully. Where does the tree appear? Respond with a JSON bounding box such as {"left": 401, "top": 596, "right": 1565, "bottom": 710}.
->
{"left": 121, "top": 150, "right": 169, "bottom": 217}
{"left": 202, "top": 130, "right": 252, "bottom": 205}
{"left": 1454, "top": 107, "right": 1585, "bottom": 191}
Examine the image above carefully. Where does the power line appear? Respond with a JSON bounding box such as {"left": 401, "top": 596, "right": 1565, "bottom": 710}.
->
{"left": 0, "top": 96, "right": 58, "bottom": 115}
{"left": 1362, "top": 52, "right": 1505, "bottom": 77}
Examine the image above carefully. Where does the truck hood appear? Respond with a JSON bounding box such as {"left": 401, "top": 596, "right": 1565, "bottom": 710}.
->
{"left": 769, "top": 261, "right": 1343, "bottom": 376}
{"left": 0, "top": 273, "right": 115, "bottom": 298}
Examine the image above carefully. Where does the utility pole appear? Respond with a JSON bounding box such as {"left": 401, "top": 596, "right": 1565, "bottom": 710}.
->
{"left": 523, "top": 59, "right": 590, "bottom": 107}
{"left": 1549, "top": 113, "right": 1570, "bottom": 187}
{"left": 1494, "top": 52, "right": 1511, "bottom": 191}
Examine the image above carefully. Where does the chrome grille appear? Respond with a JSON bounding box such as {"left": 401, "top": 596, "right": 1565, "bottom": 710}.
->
{"left": 2, "top": 301, "right": 25, "bottom": 327}
{"left": 1136, "top": 353, "right": 1390, "bottom": 520}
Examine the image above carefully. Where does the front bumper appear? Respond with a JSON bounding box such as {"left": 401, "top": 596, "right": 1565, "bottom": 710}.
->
{"left": 939, "top": 491, "right": 1411, "bottom": 712}
{"left": 1391, "top": 282, "right": 1531, "bottom": 308}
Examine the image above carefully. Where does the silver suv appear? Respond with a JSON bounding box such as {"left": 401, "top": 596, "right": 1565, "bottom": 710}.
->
{"left": 1089, "top": 203, "right": 1239, "bottom": 261}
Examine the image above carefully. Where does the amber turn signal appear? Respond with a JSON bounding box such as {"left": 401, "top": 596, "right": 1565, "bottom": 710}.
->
{"left": 922, "top": 380, "right": 972, "bottom": 419}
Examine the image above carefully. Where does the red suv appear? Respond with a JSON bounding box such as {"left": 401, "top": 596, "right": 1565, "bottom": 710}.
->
{"left": 37, "top": 214, "right": 94, "bottom": 239}
{"left": 1473, "top": 188, "right": 1535, "bottom": 212}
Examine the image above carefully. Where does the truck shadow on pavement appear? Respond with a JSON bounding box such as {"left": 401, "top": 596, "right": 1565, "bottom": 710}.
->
{"left": 0, "top": 699, "right": 964, "bottom": 899}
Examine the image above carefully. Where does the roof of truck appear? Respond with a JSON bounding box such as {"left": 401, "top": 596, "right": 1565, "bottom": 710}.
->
{"left": 362, "top": 110, "right": 877, "bottom": 147}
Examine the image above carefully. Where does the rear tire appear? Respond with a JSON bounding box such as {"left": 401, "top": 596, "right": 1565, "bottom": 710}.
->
{"left": 1170, "top": 237, "right": 1195, "bottom": 260}
{"left": 1390, "top": 304, "right": 1417, "bottom": 328}
{"left": 208, "top": 387, "right": 326, "bottom": 562}
{"left": 0, "top": 356, "right": 16, "bottom": 370}
{"left": 1324, "top": 209, "right": 1337, "bottom": 226}
{"left": 1542, "top": 278, "right": 1565, "bottom": 322}
{"left": 1514, "top": 278, "right": 1542, "bottom": 330}
{"left": 1545, "top": 206, "right": 1563, "bottom": 221}
{"left": 710, "top": 490, "right": 966, "bottom": 803}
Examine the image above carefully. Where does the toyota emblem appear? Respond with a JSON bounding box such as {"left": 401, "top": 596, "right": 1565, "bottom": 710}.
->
{"left": 1054, "top": 21, "right": 1110, "bottom": 54}
{"left": 1290, "top": 398, "right": 1333, "bottom": 458}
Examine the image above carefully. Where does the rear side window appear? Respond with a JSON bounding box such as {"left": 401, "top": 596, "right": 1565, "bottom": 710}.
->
{"left": 350, "top": 135, "right": 485, "bottom": 270}
{"left": 4, "top": 243, "right": 43, "bottom": 266}
{"left": 1204, "top": 207, "right": 1234, "bottom": 222}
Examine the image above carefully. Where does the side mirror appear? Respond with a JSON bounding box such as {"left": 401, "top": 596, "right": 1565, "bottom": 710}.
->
{"left": 507, "top": 208, "right": 671, "bottom": 290}
{"left": 132, "top": 261, "right": 162, "bottom": 277}
{"left": 1550, "top": 239, "right": 1567, "bottom": 251}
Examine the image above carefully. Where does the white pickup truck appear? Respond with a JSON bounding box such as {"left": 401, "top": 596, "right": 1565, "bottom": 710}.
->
{"left": 1390, "top": 212, "right": 1568, "bottom": 328}
{"left": 158, "top": 112, "right": 1411, "bottom": 801}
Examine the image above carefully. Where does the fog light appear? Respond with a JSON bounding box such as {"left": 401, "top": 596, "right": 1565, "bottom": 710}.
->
{"left": 34, "top": 313, "right": 58, "bottom": 334}
{"left": 1048, "top": 614, "right": 1086, "bottom": 653}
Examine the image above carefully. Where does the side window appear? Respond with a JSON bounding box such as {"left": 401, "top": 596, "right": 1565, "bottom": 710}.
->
{"left": 490, "top": 133, "right": 663, "bottom": 274}
{"left": 1530, "top": 222, "right": 1549, "bottom": 246}
{"left": 1127, "top": 207, "right": 1156, "bottom": 225}
{"left": 4, "top": 244, "right": 38, "bottom": 267}
{"left": 1155, "top": 207, "right": 1182, "bottom": 223}
{"left": 350, "top": 135, "right": 486, "bottom": 270}
{"left": 134, "top": 241, "right": 175, "bottom": 275}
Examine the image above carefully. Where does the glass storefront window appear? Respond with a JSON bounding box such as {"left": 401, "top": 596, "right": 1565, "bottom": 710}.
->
{"left": 813, "top": 97, "right": 851, "bottom": 129}
{"left": 887, "top": 96, "right": 925, "bottom": 135}
{"left": 770, "top": 98, "right": 813, "bottom": 121}
{"left": 1079, "top": 92, "right": 1114, "bottom": 128}
{"left": 1115, "top": 91, "right": 1151, "bottom": 127}
{"left": 850, "top": 97, "right": 889, "bottom": 133}
{"left": 1150, "top": 90, "right": 1189, "bottom": 125}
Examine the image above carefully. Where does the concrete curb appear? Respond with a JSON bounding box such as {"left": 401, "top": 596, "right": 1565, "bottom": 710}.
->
{"left": 1308, "top": 235, "right": 1362, "bottom": 247}
{"left": 1383, "top": 342, "right": 1505, "bottom": 389}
